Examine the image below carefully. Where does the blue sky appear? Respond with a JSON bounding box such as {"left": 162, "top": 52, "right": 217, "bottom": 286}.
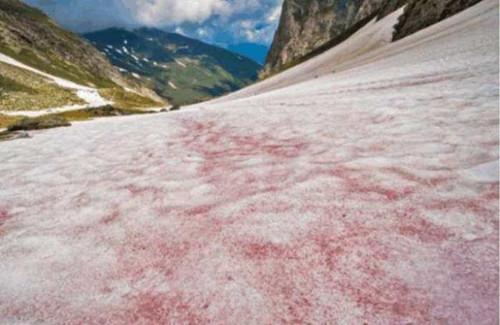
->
{"left": 24, "top": 0, "right": 283, "bottom": 46}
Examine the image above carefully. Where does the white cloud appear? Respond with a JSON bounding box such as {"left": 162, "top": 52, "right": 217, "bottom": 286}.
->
{"left": 267, "top": 4, "right": 282, "bottom": 23}
{"left": 124, "top": 0, "right": 233, "bottom": 26}
{"left": 175, "top": 26, "right": 186, "bottom": 35}
{"left": 196, "top": 27, "right": 213, "bottom": 38}
{"left": 24, "top": 0, "right": 284, "bottom": 44}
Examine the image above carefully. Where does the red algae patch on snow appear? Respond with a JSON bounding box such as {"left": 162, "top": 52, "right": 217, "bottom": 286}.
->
{"left": 0, "top": 208, "right": 11, "bottom": 236}
{"left": 0, "top": 1, "right": 498, "bottom": 324}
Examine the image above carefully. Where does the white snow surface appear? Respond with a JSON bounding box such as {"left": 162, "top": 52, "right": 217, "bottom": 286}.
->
{"left": 0, "top": 52, "right": 110, "bottom": 115}
{"left": 214, "top": 7, "right": 405, "bottom": 104}
{"left": 0, "top": 1, "right": 498, "bottom": 324}
{"left": 176, "top": 59, "right": 187, "bottom": 68}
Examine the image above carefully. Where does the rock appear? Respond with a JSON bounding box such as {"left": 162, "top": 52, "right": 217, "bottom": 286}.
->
{"left": 265, "top": 0, "right": 483, "bottom": 75}
{"left": 7, "top": 115, "right": 70, "bottom": 131}
{"left": 0, "top": 130, "right": 31, "bottom": 142}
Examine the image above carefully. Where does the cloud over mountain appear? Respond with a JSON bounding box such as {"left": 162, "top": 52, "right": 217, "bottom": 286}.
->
{"left": 124, "top": 0, "right": 232, "bottom": 25}
{"left": 24, "top": 0, "right": 283, "bottom": 44}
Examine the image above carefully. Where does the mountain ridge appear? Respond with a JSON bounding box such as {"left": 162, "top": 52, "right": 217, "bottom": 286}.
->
{"left": 84, "top": 27, "right": 261, "bottom": 105}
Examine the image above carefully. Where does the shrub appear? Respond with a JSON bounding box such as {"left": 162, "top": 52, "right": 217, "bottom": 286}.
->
{"left": 7, "top": 115, "right": 70, "bottom": 131}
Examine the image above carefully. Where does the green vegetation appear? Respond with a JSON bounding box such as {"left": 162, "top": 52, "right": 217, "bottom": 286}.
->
{"left": 151, "top": 59, "right": 242, "bottom": 105}
{"left": 0, "top": 61, "right": 163, "bottom": 113}
{"left": 0, "top": 0, "right": 48, "bottom": 22}
{"left": 56, "top": 105, "right": 151, "bottom": 121}
{"left": 0, "top": 0, "right": 119, "bottom": 88}
{"left": 0, "top": 0, "right": 165, "bottom": 132}
{"left": 0, "top": 62, "right": 84, "bottom": 111}
{"left": 84, "top": 28, "right": 261, "bottom": 105}
{"left": 99, "top": 88, "right": 163, "bottom": 109}
{"left": 0, "top": 43, "right": 115, "bottom": 89}
{"left": 0, "top": 113, "right": 20, "bottom": 129}
{"left": 7, "top": 115, "right": 70, "bottom": 131}
{"left": 0, "top": 105, "right": 155, "bottom": 141}
{"left": 0, "top": 74, "right": 35, "bottom": 94}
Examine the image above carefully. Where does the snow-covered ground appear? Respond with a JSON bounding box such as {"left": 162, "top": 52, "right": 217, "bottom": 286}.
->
{"left": 0, "top": 1, "right": 498, "bottom": 324}
{"left": 0, "top": 53, "right": 110, "bottom": 116}
{"left": 168, "top": 81, "right": 178, "bottom": 90}
{"left": 213, "top": 7, "right": 406, "bottom": 104}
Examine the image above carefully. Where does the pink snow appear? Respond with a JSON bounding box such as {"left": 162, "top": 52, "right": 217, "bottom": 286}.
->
{"left": 0, "top": 1, "right": 498, "bottom": 324}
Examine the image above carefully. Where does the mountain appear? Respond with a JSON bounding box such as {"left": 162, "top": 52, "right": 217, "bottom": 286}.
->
{"left": 264, "top": 0, "right": 483, "bottom": 75}
{"left": 1, "top": 1, "right": 498, "bottom": 323}
{"left": 227, "top": 43, "right": 269, "bottom": 65}
{"left": 0, "top": 0, "right": 163, "bottom": 113}
{"left": 84, "top": 28, "right": 261, "bottom": 105}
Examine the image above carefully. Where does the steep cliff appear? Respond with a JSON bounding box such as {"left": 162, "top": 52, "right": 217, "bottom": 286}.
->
{"left": 264, "top": 0, "right": 483, "bottom": 75}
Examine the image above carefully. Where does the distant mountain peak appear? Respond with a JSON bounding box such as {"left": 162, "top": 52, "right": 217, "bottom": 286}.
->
{"left": 84, "top": 28, "right": 261, "bottom": 105}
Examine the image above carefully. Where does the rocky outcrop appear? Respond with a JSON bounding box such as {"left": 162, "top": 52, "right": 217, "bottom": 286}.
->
{"left": 264, "top": 0, "right": 483, "bottom": 75}
{"left": 393, "top": 0, "right": 483, "bottom": 41}
{"left": 264, "top": 0, "right": 366, "bottom": 76}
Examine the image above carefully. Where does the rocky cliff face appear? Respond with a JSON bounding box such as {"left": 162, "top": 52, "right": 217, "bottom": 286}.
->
{"left": 265, "top": 0, "right": 483, "bottom": 75}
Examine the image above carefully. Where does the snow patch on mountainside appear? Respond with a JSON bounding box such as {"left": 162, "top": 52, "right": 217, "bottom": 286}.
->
{"left": 0, "top": 52, "right": 110, "bottom": 114}
{"left": 176, "top": 59, "right": 187, "bottom": 68}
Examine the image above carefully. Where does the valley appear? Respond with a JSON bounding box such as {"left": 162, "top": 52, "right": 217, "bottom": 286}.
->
{"left": 84, "top": 28, "right": 261, "bottom": 105}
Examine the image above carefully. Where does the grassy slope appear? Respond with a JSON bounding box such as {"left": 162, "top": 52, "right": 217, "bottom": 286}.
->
{"left": 146, "top": 58, "right": 243, "bottom": 105}
{"left": 0, "top": 61, "right": 84, "bottom": 111}
{"left": 84, "top": 28, "right": 261, "bottom": 105}
{"left": 0, "top": 113, "right": 20, "bottom": 129}
{"left": 0, "top": 0, "right": 114, "bottom": 88}
{"left": 0, "top": 105, "right": 154, "bottom": 131}
{"left": 0, "top": 60, "right": 162, "bottom": 113}
{"left": 98, "top": 88, "right": 163, "bottom": 109}
{"left": 0, "top": 0, "right": 165, "bottom": 111}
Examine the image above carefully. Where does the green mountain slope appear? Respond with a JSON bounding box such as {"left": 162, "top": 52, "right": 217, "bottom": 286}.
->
{"left": 84, "top": 28, "right": 262, "bottom": 105}
{"left": 0, "top": 61, "right": 83, "bottom": 111}
{"left": 0, "top": 0, "right": 163, "bottom": 112}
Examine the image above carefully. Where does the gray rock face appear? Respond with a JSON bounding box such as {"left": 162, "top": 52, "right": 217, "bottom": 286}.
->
{"left": 265, "top": 0, "right": 483, "bottom": 75}
{"left": 264, "top": 0, "right": 366, "bottom": 76}
{"left": 393, "top": 0, "right": 483, "bottom": 41}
